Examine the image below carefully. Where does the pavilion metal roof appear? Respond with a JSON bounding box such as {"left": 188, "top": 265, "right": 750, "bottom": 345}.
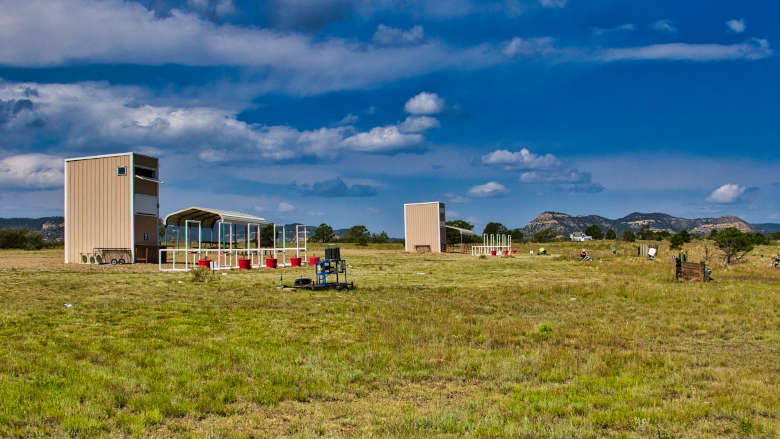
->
{"left": 445, "top": 225, "right": 477, "bottom": 235}
{"left": 164, "top": 207, "right": 269, "bottom": 228}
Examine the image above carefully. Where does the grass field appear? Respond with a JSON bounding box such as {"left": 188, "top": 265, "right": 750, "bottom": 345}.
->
{"left": 0, "top": 241, "right": 778, "bottom": 438}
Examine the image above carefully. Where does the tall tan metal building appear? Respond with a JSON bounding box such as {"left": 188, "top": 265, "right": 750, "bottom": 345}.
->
{"left": 64, "top": 152, "right": 161, "bottom": 263}
{"left": 403, "top": 201, "right": 446, "bottom": 253}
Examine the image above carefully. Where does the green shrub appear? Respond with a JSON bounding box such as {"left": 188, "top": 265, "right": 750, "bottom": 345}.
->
{"left": 538, "top": 322, "right": 553, "bottom": 335}
{"left": 0, "top": 228, "right": 46, "bottom": 250}
{"left": 189, "top": 268, "right": 216, "bottom": 283}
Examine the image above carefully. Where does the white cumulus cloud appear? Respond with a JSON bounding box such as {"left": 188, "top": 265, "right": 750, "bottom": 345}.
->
{"left": 467, "top": 181, "right": 508, "bottom": 198}
{"left": 399, "top": 115, "right": 440, "bottom": 133}
{"left": 342, "top": 126, "right": 423, "bottom": 152}
{"left": 482, "top": 148, "right": 560, "bottom": 169}
{"left": 707, "top": 184, "right": 747, "bottom": 203}
{"left": 482, "top": 147, "right": 604, "bottom": 193}
{"left": 0, "top": 153, "right": 63, "bottom": 188}
{"left": 0, "top": 82, "right": 440, "bottom": 162}
{"left": 503, "top": 37, "right": 557, "bottom": 57}
{"left": 404, "top": 92, "right": 445, "bottom": 115}
{"left": 726, "top": 19, "right": 746, "bottom": 34}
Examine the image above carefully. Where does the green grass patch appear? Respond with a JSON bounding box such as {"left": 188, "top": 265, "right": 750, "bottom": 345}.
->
{"left": 0, "top": 242, "right": 778, "bottom": 437}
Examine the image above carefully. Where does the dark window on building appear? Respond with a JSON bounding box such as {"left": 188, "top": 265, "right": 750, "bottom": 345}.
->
{"left": 135, "top": 167, "right": 157, "bottom": 179}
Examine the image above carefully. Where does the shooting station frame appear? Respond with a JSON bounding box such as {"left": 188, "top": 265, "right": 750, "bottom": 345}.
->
{"left": 471, "top": 233, "right": 512, "bottom": 256}
{"left": 159, "top": 207, "right": 307, "bottom": 272}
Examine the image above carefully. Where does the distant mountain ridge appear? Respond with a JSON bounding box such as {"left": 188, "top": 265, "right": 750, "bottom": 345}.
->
{"left": 0, "top": 217, "right": 64, "bottom": 241}
{"left": 522, "top": 211, "right": 774, "bottom": 237}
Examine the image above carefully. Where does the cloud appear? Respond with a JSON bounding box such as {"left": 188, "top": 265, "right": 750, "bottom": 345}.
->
{"left": 399, "top": 115, "right": 440, "bottom": 133}
{"left": 0, "top": 153, "right": 63, "bottom": 189}
{"left": 503, "top": 37, "right": 557, "bottom": 57}
{"left": 266, "top": 0, "right": 352, "bottom": 30}
{"left": 651, "top": 19, "right": 677, "bottom": 33}
{"left": 277, "top": 201, "right": 295, "bottom": 212}
{"left": 482, "top": 147, "right": 603, "bottom": 193}
{"left": 707, "top": 183, "right": 747, "bottom": 203}
{"left": 444, "top": 192, "right": 469, "bottom": 203}
{"left": 198, "top": 148, "right": 226, "bottom": 162}
{"left": 592, "top": 23, "right": 635, "bottom": 36}
{"left": 342, "top": 126, "right": 424, "bottom": 152}
{"left": 467, "top": 181, "right": 508, "bottom": 198}
{"left": 482, "top": 148, "right": 559, "bottom": 170}
{"left": 337, "top": 113, "right": 359, "bottom": 125}
{"left": 0, "top": 1, "right": 770, "bottom": 97}
{"left": 296, "top": 177, "right": 378, "bottom": 197}
{"left": 0, "top": 81, "right": 439, "bottom": 161}
{"left": 404, "top": 92, "right": 445, "bottom": 115}
{"left": 373, "top": 24, "right": 424, "bottom": 46}
{"left": 726, "top": 19, "right": 746, "bottom": 34}
{"left": 187, "top": 0, "right": 235, "bottom": 18}
{"left": 519, "top": 170, "right": 604, "bottom": 193}
{"left": 499, "top": 34, "right": 773, "bottom": 64}
{"left": 598, "top": 39, "right": 772, "bottom": 62}
{"left": 0, "top": 0, "right": 501, "bottom": 95}
{"left": 539, "top": 0, "right": 566, "bottom": 8}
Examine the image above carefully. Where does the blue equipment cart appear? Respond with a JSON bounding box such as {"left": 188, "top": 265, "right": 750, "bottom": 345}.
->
{"left": 314, "top": 259, "right": 353, "bottom": 290}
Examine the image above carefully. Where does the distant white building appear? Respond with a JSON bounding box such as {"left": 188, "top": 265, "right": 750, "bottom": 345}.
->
{"left": 570, "top": 232, "right": 592, "bottom": 242}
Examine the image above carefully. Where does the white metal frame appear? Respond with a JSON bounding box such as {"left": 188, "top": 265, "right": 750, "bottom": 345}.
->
{"left": 272, "top": 224, "right": 308, "bottom": 267}
{"left": 471, "top": 233, "right": 512, "bottom": 256}
{"left": 159, "top": 222, "right": 308, "bottom": 272}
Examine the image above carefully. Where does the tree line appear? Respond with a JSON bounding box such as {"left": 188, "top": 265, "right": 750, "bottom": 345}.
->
{"left": 0, "top": 229, "right": 54, "bottom": 250}
{"left": 309, "top": 224, "right": 390, "bottom": 246}
{"left": 444, "top": 219, "right": 778, "bottom": 249}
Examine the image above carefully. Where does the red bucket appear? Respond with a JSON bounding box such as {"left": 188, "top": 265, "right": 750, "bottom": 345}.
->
{"left": 309, "top": 256, "right": 320, "bottom": 266}
{"left": 265, "top": 258, "right": 277, "bottom": 269}
{"left": 491, "top": 250, "right": 497, "bottom": 256}
{"left": 238, "top": 258, "right": 251, "bottom": 270}
{"left": 290, "top": 257, "right": 302, "bottom": 267}
{"left": 512, "top": 250, "right": 517, "bottom": 254}
{"left": 197, "top": 259, "right": 212, "bottom": 269}
{"left": 503, "top": 250, "right": 509, "bottom": 256}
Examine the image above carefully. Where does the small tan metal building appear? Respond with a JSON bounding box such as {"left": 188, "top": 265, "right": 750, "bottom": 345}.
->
{"left": 64, "top": 152, "right": 161, "bottom": 263}
{"left": 404, "top": 201, "right": 446, "bottom": 253}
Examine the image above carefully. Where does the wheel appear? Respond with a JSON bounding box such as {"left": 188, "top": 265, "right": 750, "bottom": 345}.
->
{"left": 111, "top": 259, "right": 118, "bottom": 265}
{"left": 118, "top": 258, "right": 126, "bottom": 265}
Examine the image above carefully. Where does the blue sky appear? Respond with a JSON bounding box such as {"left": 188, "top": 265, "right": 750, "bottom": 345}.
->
{"left": 0, "top": 0, "right": 778, "bottom": 236}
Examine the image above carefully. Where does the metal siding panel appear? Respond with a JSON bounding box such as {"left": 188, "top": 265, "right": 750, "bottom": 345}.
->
{"left": 404, "top": 203, "right": 441, "bottom": 253}
{"left": 65, "top": 156, "right": 136, "bottom": 262}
